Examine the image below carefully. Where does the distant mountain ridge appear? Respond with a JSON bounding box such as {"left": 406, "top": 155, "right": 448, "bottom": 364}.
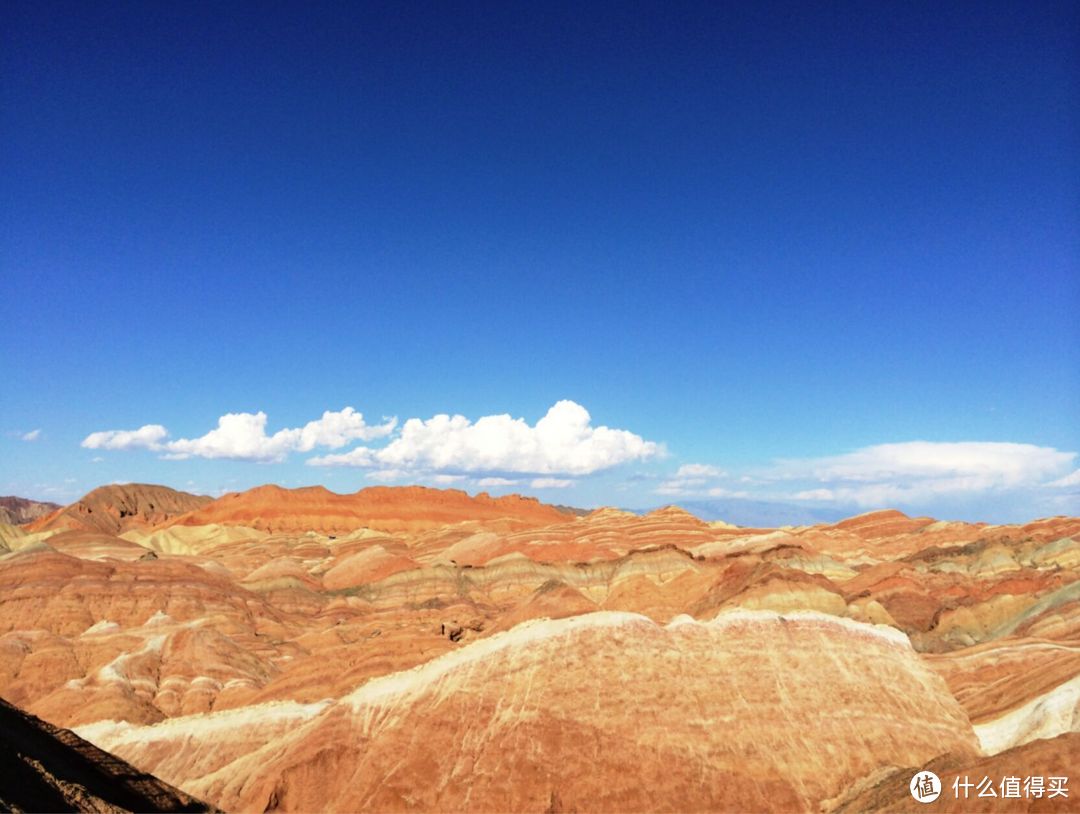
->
{"left": 23, "top": 482, "right": 578, "bottom": 538}
{"left": 26, "top": 484, "right": 211, "bottom": 535}
{"left": 634, "top": 498, "right": 848, "bottom": 528}
{"left": 165, "top": 483, "right": 575, "bottom": 534}
{"left": 0, "top": 496, "right": 61, "bottom": 525}
{"left": 13, "top": 483, "right": 934, "bottom": 536}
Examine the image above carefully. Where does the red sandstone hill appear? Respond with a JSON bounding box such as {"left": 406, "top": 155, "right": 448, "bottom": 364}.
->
{"left": 27, "top": 484, "right": 212, "bottom": 535}
{"left": 78, "top": 612, "right": 979, "bottom": 813}
{"left": 1, "top": 480, "right": 1078, "bottom": 813}
{"left": 164, "top": 484, "right": 575, "bottom": 534}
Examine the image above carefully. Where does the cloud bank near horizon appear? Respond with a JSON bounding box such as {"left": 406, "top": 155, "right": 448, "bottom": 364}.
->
{"left": 780, "top": 441, "right": 1076, "bottom": 507}
{"left": 653, "top": 441, "right": 1079, "bottom": 517}
{"left": 78, "top": 405, "right": 1078, "bottom": 516}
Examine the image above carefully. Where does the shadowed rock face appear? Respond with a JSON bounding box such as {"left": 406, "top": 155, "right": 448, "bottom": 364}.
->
{"left": 0, "top": 695, "right": 214, "bottom": 813}
{"left": 1, "top": 485, "right": 1078, "bottom": 812}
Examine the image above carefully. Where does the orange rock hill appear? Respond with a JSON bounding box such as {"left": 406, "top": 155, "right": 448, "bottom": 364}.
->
{"left": 164, "top": 483, "right": 573, "bottom": 534}
{"left": 3, "top": 484, "right": 1078, "bottom": 813}
{"left": 27, "top": 484, "right": 211, "bottom": 535}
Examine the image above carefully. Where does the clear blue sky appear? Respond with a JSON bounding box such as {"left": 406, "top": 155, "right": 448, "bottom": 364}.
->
{"left": 2, "top": 1, "right": 1077, "bottom": 523}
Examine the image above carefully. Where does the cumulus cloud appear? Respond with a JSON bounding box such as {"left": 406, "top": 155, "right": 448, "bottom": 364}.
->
{"left": 308, "top": 400, "right": 658, "bottom": 476}
{"left": 81, "top": 409, "right": 396, "bottom": 463}
{"left": 294, "top": 410, "right": 396, "bottom": 450}
{"left": 312, "top": 446, "right": 376, "bottom": 468}
{"left": 655, "top": 462, "right": 729, "bottom": 496}
{"left": 777, "top": 441, "right": 1076, "bottom": 507}
{"left": 675, "top": 463, "right": 725, "bottom": 478}
{"left": 164, "top": 409, "right": 396, "bottom": 462}
{"left": 82, "top": 424, "right": 169, "bottom": 451}
{"left": 21, "top": 429, "right": 41, "bottom": 442}
{"left": 81, "top": 401, "right": 654, "bottom": 482}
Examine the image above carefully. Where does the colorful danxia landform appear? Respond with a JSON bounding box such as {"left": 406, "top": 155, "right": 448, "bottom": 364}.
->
{"left": 1, "top": 484, "right": 1077, "bottom": 812}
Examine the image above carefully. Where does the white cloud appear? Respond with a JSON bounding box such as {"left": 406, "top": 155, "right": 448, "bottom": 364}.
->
{"left": 317, "top": 447, "right": 376, "bottom": 468}
{"left": 655, "top": 483, "right": 688, "bottom": 496}
{"left": 81, "top": 409, "right": 396, "bottom": 463}
{"left": 366, "top": 468, "right": 408, "bottom": 481}
{"left": 645, "top": 441, "right": 1077, "bottom": 520}
{"left": 1048, "top": 469, "right": 1080, "bottom": 489}
{"left": 160, "top": 412, "right": 294, "bottom": 462}
{"left": 293, "top": 410, "right": 397, "bottom": 451}
{"left": 655, "top": 462, "right": 729, "bottom": 496}
{"left": 792, "top": 441, "right": 1072, "bottom": 484}
{"left": 707, "top": 486, "right": 748, "bottom": 498}
{"left": 431, "top": 474, "right": 466, "bottom": 485}
{"left": 30, "top": 482, "right": 80, "bottom": 498}
{"left": 531, "top": 477, "right": 574, "bottom": 489}
{"left": 82, "top": 424, "right": 169, "bottom": 451}
{"left": 21, "top": 429, "right": 41, "bottom": 442}
{"left": 675, "top": 463, "right": 725, "bottom": 478}
{"left": 775, "top": 441, "right": 1076, "bottom": 507}
{"left": 164, "top": 409, "right": 395, "bottom": 462}
{"left": 308, "top": 400, "right": 658, "bottom": 476}
{"left": 474, "top": 477, "right": 520, "bottom": 487}
{"left": 793, "top": 488, "right": 835, "bottom": 501}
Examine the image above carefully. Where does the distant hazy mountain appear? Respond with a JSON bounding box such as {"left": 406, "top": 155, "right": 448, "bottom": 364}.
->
{"left": 638, "top": 498, "right": 849, "bottom": 528}
{"left": 0, "top": 496, "right": 61, "bottom": 525}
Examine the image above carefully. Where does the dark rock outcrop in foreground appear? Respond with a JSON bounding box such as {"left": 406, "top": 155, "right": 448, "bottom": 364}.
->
{"left": 0, "top": 695, "right": 214, "bottom": 813}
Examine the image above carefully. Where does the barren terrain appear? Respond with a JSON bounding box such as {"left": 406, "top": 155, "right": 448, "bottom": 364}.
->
{"left": 2, "top": 483, "right": 1077, "bottom": 811}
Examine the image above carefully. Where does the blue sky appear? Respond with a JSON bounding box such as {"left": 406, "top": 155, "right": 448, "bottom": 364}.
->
{"left": 2, "top": 1, "right": 1077, "bottom": 523}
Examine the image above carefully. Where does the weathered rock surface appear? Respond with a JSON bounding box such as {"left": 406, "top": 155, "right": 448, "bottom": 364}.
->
{"left": 827, "top": 732, "right": 1080, "bottom": 812}
{"left": 79, "top": 611, "right": 979, "bottom": 813}
{"left": 2, "top": 485, "right": 1077, "bottom": 812}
